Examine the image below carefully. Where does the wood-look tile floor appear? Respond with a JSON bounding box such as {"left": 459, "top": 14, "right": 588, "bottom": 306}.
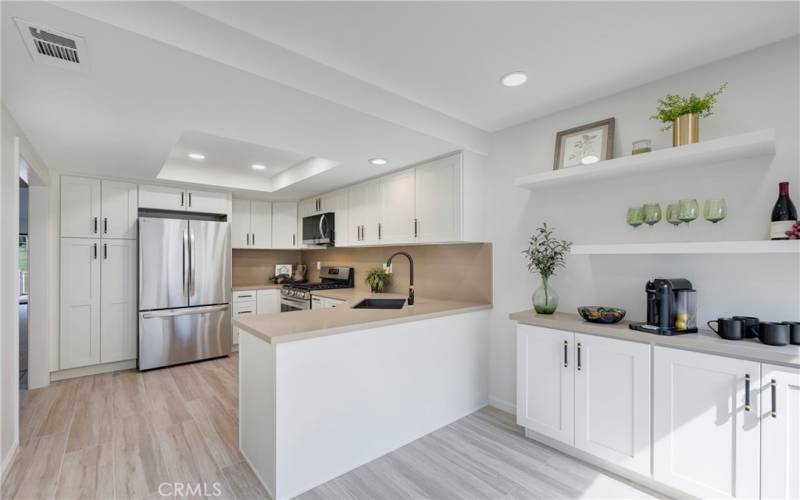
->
{"left": 3, "top": 354, "right": 658, "bottom": 500}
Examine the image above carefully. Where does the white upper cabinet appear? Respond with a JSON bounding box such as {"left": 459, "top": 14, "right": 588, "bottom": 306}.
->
{"left": 138, "top": 184, "right": 186, "bottom": 211}
{"left": 348, "top": 180, "right": 380, "bottom": 246}
{"left": 379, "top": 169, "right": 416, "bottom": 244}
{"left": 100, "top": 180, "right": 138, "bottom": 239}
{"left": 516, "top": 324, "right": 574, "bottom": 445}
{"left": 653, "top": 347, "right": 760, "bottom": 499}
{"left": 761, "top": 364, "right": 800, "bottom": 500}
{"left": 139, "top": 185, "right": 229, "bottom": 215}
{"left": 272, "top": 202, "right": 298, "bottom": 248}
{"left": 232, "top": 199, "right": 272, "bottom": 249}
{"left": 61, "top": 176, "right": 101, "bottom": 238}
{"left": 573, "top": 334, "right": 651, "bottom": 475}
{"left": 232, "top": 199, "right": 251, "bottom": 249}
{"left": 250, "top": 201, "right": 271, "bottom": 249}
{"left": 186, "top": 189, "right": 229, "bottom": 215}
{"left": 415, "top": 154, "right": 462, "bottom": 243}
{"left": 60, "top": 238, "right": 102, "bottom": 369}
{"left": 100, "top": 239, "right": 137, "bottom": 362}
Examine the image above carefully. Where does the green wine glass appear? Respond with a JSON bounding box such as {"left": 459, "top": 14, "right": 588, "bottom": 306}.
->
{"left": 678, "top": 198, "right": 699, "bottom": 224}
{"left": 643, "top": 203, "right": 662, "bottom": 227}
{"left": 703, "top": 198, "right": 727, "bottom": 223}
{"left": 627, "top": 207, "right": 645, "bottom": 228}
{"left": 666, "top": 203, "right": 683, "bottom": 226}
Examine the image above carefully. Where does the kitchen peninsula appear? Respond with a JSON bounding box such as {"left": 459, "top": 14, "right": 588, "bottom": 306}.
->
{"left": 235, "top": 292, "right": 492, "bottom": 499}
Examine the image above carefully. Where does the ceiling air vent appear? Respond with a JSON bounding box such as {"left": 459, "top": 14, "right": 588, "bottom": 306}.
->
{"left": 14, "top": 17, "right": 88, "bottom": 72}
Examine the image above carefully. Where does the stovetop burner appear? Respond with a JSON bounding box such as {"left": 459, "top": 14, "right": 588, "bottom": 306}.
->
{"left": 281, "top": 266, "right": 354, "bottom": 301}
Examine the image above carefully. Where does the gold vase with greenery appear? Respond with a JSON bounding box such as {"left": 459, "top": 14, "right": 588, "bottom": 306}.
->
{"left": 651, "top": 83, "right": 726, "bottom": 147}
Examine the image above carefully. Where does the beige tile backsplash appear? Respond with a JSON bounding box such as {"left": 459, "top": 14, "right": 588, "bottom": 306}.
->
{"left": 233, "top": 243, "right": 492, "bottom": 303}
{"left": 232, "top": 249, "right": 303, "bottom": 286}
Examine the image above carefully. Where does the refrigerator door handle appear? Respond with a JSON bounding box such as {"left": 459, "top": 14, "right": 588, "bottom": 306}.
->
{"left": 141, "top": 304, "right": 229, "bottom": 319}
{"left": 182, "top": 229, "right": 189, "bottom": 296}
{"left": 189, "top": 231, "right": 196, "bottom": 296}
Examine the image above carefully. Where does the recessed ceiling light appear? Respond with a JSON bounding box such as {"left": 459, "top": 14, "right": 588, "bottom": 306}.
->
{"left": 369, "top": 158, "right": 387, "bottom": 166}
{"left": 251, "top": 164, "right": 266, "bottom": 170}
{"left": 581, "top": 155, "right": 599, "bottom": 165}
{"left": 188, "top": 153, "right": 205, "bottom": 160}
{"left": 500, "top": 71, "right": 527, "bottom": 87}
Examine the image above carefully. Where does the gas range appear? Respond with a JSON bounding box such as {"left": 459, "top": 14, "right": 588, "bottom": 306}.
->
{"left": 280, "top": 266, "right": 354, "bottom": 311}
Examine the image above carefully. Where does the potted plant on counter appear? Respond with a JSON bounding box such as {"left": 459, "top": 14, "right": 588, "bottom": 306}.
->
{"left": 651, "top": 82, "right": 726, "bottom": 146}
{"left": 522, "top": 223, "right": 571, "bottom": 314}
{"left": 365, "top": 267, "right": 391, "bottom": 293}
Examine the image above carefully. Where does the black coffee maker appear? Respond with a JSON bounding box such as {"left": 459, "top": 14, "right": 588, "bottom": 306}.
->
{"left": 630, "top": 278, "right": 698, "bottom": 335}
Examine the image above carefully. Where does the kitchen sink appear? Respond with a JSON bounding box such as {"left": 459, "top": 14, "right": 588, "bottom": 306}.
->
{"left": 352, "top": 298, "right": 406, "bottom": 309}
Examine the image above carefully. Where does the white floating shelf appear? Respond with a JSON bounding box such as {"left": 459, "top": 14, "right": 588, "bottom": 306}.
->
{"left": 571, "top": 240, "right": 800, "bottom": 255}
{"left": 514, "top": 128, "right": 776, "bottom": 191}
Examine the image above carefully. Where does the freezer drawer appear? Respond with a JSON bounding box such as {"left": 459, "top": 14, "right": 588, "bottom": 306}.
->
{"left": 138, "top": 304, "right": 231, "bottom": 370}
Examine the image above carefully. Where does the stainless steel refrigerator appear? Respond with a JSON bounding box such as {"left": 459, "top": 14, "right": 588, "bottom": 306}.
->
{"left": 138, "top": 217, "right": 231, "bottom": 370}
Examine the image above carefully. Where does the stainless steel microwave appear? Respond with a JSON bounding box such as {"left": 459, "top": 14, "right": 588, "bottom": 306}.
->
{"left": 302, "top": 212, "right": 335, "bottom": 245}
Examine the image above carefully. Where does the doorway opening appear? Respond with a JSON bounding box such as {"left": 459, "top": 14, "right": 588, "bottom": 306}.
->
{"left": 19, "top": 175, "right": 29, "bottom": 389}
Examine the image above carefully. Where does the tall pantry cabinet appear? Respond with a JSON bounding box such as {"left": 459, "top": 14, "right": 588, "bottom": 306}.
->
{"left": 60, "top": 176, "right": 138, "bottom": 369}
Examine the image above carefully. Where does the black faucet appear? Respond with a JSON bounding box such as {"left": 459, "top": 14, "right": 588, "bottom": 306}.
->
{"left": 385, "top": 251, "right": 414, "bottom": 305}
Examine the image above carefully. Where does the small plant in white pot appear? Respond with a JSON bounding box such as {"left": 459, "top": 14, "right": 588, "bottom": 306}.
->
{"left": 365, "top": 267, "right": 391, "bottom": 293}
{"left": 522, "top": 223, "right": 571, "bottom": 314}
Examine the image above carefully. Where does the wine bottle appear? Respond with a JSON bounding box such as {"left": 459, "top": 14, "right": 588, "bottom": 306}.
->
{"left": 770, "top": 181, "right": 798, "bottom": 240}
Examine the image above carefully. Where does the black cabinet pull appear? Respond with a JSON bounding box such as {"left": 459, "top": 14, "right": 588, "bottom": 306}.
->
{"left": 103, "top": 217, "right": 108, "bottom": 234}
{"left": 563, "top": 340, "right": 568, "bottom": 368}
{"left": 93, "top": 217, "right": 98, "bottom": 234}
{"left": 103, "top": 243, "right": 107, "bottom": 259}
{"left": 378, "top": 223, "right": 382, "bottom": 240}
{"left": 413, "top": 218, "right": 418, "bottom": 238}
{"left": 252, "top": 233, "right": 255, "bottom": 246}
{"left": 188, "top": 192, "right": 192, "bottom": 207}
{"left": 293, "top": 234, "right": 296, "bottom": 246}
{"left": 246, "top": 233, "right": 250, "bottom": 246}
{"left": 93, "top": 243, "right": 97, "bottom": 259}
{"left": 771, "top": 379, "right": 777, "bottom": 418}
{"left": 744, "top": 374, "right": 751, "bottom": 411}
{"left": 181, "top": 192, "right": 185, "bottom": 206}
{"left": 577, "top": 342, "right": 582, "bottom": 371}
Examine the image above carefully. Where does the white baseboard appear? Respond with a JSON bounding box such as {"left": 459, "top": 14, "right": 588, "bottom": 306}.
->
{"left": 50, "top": 359, "right": 136, "bottom": 381}
{"left": 488, "top": 395, "right": 516, "bottom": 414}
{"left": 1, "top": 439, "right": 19, "bottom": 484}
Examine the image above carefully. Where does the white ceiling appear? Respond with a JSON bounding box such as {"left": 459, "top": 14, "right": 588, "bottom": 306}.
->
{"left": 2, "top": 1, "right": 798, "bottom": 199}
{"left": 184, "top": 1, "right": 800, "bottom": 132}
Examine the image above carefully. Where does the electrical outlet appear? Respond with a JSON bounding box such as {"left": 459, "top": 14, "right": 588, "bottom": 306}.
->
{"left": 316, "top": 261, "right": 321, "bottom": 270}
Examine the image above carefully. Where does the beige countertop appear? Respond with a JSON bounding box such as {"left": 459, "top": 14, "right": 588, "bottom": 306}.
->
{"left": 232, "top": 284, "right": 284, "bottom": 292}
{"left": 235, "top": 291, "right": 491, "bottom": 344}
{"left": 510, "top": 310, "right": 800, "bottom": 368}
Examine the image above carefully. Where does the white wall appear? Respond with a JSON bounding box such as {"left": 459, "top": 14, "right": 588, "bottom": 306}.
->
{"left": 0, "top": 104, "right": 50, "bottom": 479}
{"left": 484, "top": 37, "right": 800, "bottom": 411}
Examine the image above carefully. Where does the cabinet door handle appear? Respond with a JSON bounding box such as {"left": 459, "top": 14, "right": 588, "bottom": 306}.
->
{"left": 188, "top": 192, "right": 192, "bottom": 207}
{"left": 744, "top": 374, "right": 751, "bottom": 411}
{"left": 246, "top": 233, "right": 250, "bottom": 246}
{"left": 103, "top": 217, "right": 108, "bottom": 234}
{"left": 103, "top": 243, "right": 107, "bottom": 260}
{"left": 93, "top": 243, "right": 97, "bottom": 259}
{"left": 378, "top": 223, "right": 382, "bottom": 240}
{"left": 413, "top": 218, "right": 419, "bottom": 238}
{"left": 93, "top": 217, "right": 98, "bottom": 234}
{"left": 563, "top": 340, "right": 568, "bottom": 367}
{"left": 252, "top": 233, "right": 255, "bottom": 246}
{"left": 770, "top": 379, "right": 777, "bottom": 418}
{"left": 181, "top": 192, "right": 185, "bottom": 207}
{"left": 576, "top": 342, "right": 582, "bottom": 371}
{"left": 239, "top": 310, "right": 253, "bottom": 314}
{"left": 293, "top": 234, "right": 296, "bottom": 246}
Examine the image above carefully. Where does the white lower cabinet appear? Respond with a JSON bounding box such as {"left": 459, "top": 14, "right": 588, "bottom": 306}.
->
{"left": 60, "top": 238, "right": 102, "bottom": 369}
{"left": 99, "top": 240, "right": 137, "bottom": 362}
{"left": 653, "top": 346, "right": 760, "bottom": 499}
{"left": 574, "top": 334, "right": 651, "bottom": 475}
{"left": 760, "top": 364, "right": 800, "bottom": 500}
{"left": 257, "top": 289, "right": 280, "bottom": 314}
{"left": 516, "top": 325, "right": 574, "bottom": 445}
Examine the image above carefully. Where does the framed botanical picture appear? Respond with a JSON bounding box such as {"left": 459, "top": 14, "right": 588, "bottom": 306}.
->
{"left": 553, "top": 117, "right": 615, "bottom": 170}
{"left": 275, "top": 264, "right": 292, "bottom": 277}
